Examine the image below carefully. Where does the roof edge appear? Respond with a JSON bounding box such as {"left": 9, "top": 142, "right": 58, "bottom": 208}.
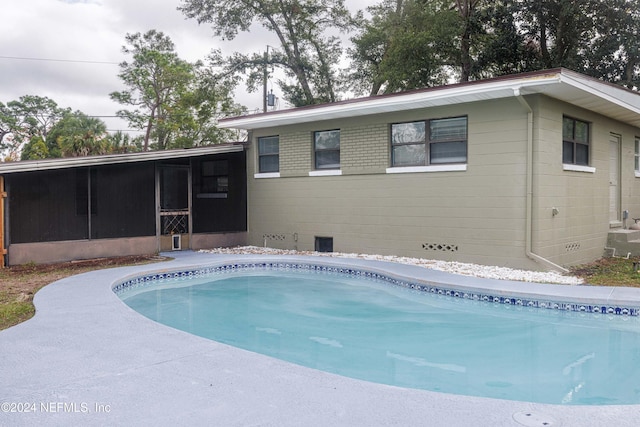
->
{"left": 218, "top": 68, "right": 640, "bottom": 130}
{"left": 218, "top": 69, "right": 565, "bottom": 129}
{"left": 0, "top": 144, "right": 245, "bottom": 174}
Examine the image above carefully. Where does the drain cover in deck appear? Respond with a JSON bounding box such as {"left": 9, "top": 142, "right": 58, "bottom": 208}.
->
{"left": 513, "top": 411, "right": 559, "bottom": 427}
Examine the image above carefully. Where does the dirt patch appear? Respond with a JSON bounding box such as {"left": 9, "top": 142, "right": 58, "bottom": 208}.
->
{"left": 2, "top": 254, "right": 166, "bottom": 294}
{"left": 0, "top": 254, "right": 168, "bottom": 330}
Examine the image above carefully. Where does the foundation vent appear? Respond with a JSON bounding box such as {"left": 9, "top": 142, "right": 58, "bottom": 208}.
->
{"left": 315, "top": 237, "right": 333, "bottom": 253}
{"left": 565, "top": 242, "right": 581, "bottom": 252}
{"left": 263, "top": 234, "right": 286, "bottom": 241}
{"left": 422, "top": 243, "right": 458, "bottom": 252}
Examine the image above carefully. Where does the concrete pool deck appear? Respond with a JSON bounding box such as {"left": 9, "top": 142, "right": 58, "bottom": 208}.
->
{"left": 1, "top": 251, "right": 639, "bottom": 427}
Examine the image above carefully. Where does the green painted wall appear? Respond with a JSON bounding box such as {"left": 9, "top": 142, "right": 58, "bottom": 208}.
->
{"left": 246, "top": 95, "right": 640, "bottom": 270}
{"left": 530, "top": 96, "right": 640, "bottom": 266}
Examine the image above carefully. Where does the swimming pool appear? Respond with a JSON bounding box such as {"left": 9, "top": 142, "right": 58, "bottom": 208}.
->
{"left": 115, "top": 260, "right": 640, "bottom": 406}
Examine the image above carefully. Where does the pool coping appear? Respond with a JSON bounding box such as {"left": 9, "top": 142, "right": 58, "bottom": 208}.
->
{"left": 1, "top": 251, "right": 639, "bottom": 427}
{"left": 114, "top": 256, "right": 640, "bottom": 316}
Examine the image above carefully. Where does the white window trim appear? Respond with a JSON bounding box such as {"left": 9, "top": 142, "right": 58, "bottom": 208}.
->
{"left": 257, "top": 135, "right": 280, "bottom": 176}
{"left": 254, "top": 172, "right": 280, "bottom": 179}
{"left": 635, "top": 171, "right": 640, "bottom": 178}
{"left": 309, "top": 169, "right": 342, "bottom": 177}
{"left": 563, "top": 164, "right": 596, "bottom": 173}
{"left": 386, "top": 164, "right": 467, "bottom": 174}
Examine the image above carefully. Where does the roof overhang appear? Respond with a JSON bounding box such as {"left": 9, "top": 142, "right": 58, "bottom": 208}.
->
{"left": 0, "top": 144, "right": 245, "bottom": 174}
{"left": 218, "top": 69, "right": 640, "bottom": 130}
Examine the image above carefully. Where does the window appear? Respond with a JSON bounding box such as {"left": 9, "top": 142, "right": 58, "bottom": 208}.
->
{"left": 635, "top": 138, "right": 640, "bottom": 173}
{"left": 391, "top": 121, "right": 426, "bottom": 166}
{"left": 314, "top": 130, "right": 340, "bottom": 169}
{"left": 391, "top": 117, "right": 467, "bottom": 167}
{"left": 429, "top": 117, "right": 468, "bottom": 164}
{"left": 201, "top": 160, "right": 228, "bottom": 194}
{"left": 258, "top": 136, "right": 279, "bottom": 173}
{"left": 562, "top": 116, "right": 589, "bottom": 166}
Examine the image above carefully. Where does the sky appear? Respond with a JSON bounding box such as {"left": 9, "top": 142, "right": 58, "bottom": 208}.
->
{"left": 0, "top": 0, "right": 372, "bottom": 135}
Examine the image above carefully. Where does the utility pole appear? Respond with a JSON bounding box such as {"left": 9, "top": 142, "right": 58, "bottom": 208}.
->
{"left": 262, "top": 46, "right": 269, "bottom": 113}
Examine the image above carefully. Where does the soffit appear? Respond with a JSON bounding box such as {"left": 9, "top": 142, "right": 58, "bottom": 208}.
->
{"left": 521, "top": 72, "right": 640, "bottom": 127}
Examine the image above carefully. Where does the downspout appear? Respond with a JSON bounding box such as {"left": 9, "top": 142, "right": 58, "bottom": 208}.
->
{"left": 514, "top": 88, "right": 569, "bottom": 273}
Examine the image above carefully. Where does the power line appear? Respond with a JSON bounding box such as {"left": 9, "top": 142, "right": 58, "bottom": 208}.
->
{"left": 0, "top": 55, "right": 119, "bottom": 65}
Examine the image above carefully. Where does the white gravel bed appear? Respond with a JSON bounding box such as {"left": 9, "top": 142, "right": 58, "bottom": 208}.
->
{"left": 201, "top": 246, "right": 583, "bottom": 285}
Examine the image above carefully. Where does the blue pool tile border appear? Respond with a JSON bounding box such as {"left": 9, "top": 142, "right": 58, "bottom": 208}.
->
{"left": 113, "top": 262, "right": 640, "bottom": 317}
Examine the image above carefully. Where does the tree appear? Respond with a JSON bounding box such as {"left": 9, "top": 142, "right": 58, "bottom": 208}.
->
{"left": 111, "top": 30, "right": 195, "bottom": 151}
{"left": 581, "top": 0, "right": 640, "bottom": 89}
{"left": 348, "top": 0, "right": 458, "bottom": 95}
{"left": 172, "top": 53, "right": 246, "bottom": 147}
{"left": 350, "top": 0, "right": 640, "bottom": 93}
{"left": 178, "top": 0, "right": 358, "bottom": 106}
{"left": 20, "top": 136, "right": 49, "bottom": 160}
{"left": 515, "top": 0, "right": 594, "bottom": 70}
{"left": 0, "top": 95, "right": 68, "bottom": 159}
{"left": 346, "top": 5, "right": 390, "bottom": 96}
{"left": 107, "top": 131, "right": 143, "bottom": 154}
{"left": 19, "top": 111, "right": 111, "bottom": 160}
{"left": 453, "top": 0, "right": 484, "bottom": 82}
{"left": 53, "top": 112, "right": 110, "bottom": 157}
{"left": 483, "top": 0, "right": 640, "bottom": 88}
{"left": 0, "top": 103, "right": 13, "bottom": 149}
{"left": 0, "top": 102, "right": 17, "bottom": 160}
{"left": 473, "top": 0, "right": 539, "bottom": 78}
{"left": 111, "top": 30, "right": 239, "bottom": 150}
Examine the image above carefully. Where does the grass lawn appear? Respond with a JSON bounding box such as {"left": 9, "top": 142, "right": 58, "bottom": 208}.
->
{"left": 570, "top": 256, "right": 640, "bottom": 288}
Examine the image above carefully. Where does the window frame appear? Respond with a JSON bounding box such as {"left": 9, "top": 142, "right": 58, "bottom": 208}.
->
{"left": 390, "top": 116, "right": 468, "bottom": 168}
{"left": 313, "top": 129, "right": 341, "bottom": 170}
{"left": 198, "top": 159, "right": 229, "bottom": 198}
{"left": 257, "top": 135, "right": 280, "bottom": 174}
{"left": 562, "top": 116, "right": 590, "bottom": 166}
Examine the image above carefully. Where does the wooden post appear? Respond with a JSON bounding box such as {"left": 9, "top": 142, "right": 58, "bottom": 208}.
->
{"left": 0, "top": 175, "right": 6, "bottom": 268}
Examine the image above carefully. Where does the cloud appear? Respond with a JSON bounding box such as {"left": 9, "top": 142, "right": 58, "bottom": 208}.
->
{"left": 0, "top": 0, "right": 373, "bottom": 133}
{"left": 2, "top": 0, "right": 128, "bottom": 131}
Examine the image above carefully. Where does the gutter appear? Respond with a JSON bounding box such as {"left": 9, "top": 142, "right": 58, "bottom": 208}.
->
{"left": 514, "top": 88, "right": 569, "bottom": 273}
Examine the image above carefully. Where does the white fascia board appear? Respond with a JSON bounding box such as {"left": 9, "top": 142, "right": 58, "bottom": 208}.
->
{"left": 0, "top": 145, "right": 244, "bottom": 174}
{"left": 219, "top": 72, "right": 563, "bottom": 130}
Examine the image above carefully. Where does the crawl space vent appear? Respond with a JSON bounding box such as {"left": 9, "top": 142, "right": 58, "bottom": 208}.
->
{"left": 422, "top": 243, "right": 459, "bottom": 252}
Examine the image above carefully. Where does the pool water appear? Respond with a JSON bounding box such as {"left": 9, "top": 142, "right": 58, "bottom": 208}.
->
{"left": 120, "top": 270, "right": 640, "bottom": 405}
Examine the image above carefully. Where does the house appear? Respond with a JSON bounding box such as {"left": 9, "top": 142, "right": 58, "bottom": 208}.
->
{"left": 2, "top": 69, "right": 639, "bottom": 271}
{"left": 218, "top": 68, "right": 640, "bottom": 271}
{"left": 0, "top": 145, "right": 247, "bottom": 266}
